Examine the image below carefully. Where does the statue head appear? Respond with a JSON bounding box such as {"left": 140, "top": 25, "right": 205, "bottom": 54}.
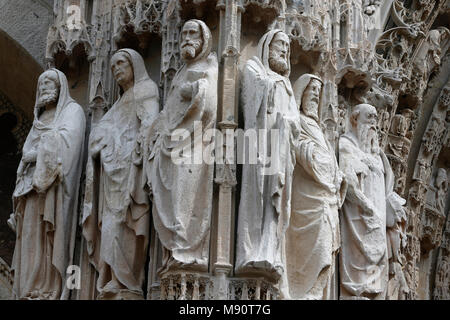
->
{"left": 268, "top": 31, "right": 290, "bottom": 75}
{"left": 350, "top": 103, "right": 380, "bottom": 154}
{"left": 257, "top": 30, "right": 291, "bottom": 77}
{"left": 111, "top": 51, "right": 134, "bottom": 92}
{"left": 37, "top": 70, "right": 60, "bottom": 109}
{"left": 181, "top": 20, "right": 204, "bottom": 61}
{"left": 293, "top": 74, "right": 323, "bottom": 123}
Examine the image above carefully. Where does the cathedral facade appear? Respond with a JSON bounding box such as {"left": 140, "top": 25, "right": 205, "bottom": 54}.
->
{"left": 0, "top": 0, "right": 449, "bottom": 300}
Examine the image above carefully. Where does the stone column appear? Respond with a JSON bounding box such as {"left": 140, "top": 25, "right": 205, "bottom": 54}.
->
{"left": 211, "top": 0, "right": 242, "bottom": 300}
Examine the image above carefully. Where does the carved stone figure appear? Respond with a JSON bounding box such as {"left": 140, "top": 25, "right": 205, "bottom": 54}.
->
{"left": 434, "top": 257, "right": 450, "bottom": 299}
{"left": 280, "top": 74, "right": 347, "bottom": 299}
{"left": 9, "top": 69, "right": 86, "bottom": 299}
{"left": 338, "top": 103, "right": 406, "bottom": 300}
{"left": 82, "top": 49, "right": 160, "bottom": 300}
{"left": 236, "top": 30, "right": 299, "bottom": 281}
{"left": 147, "top": 19, "right": 218, "bottom": 274}
{"left": 434, "top": 168, "right": 448, "bottom": 213}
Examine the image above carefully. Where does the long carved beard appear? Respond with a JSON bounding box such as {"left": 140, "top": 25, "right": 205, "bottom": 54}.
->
{"left": 181, "top": 40, "right": 202, "bottom": 60}
{"left": 268, "top": 56, "right": 288, "bottom": 75}
{"left": 37, "top": 90, "right": 59, "bottom": 109}
{"left": 357, "top": 124, "right": 380, "bottom": 154}
{"left": 303, "top": 101, "right": 319, "bottom": 122}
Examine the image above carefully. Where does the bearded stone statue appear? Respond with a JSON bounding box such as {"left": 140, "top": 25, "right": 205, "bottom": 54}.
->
{"left": 147, "top": 19, "right": 218, "bottom": 274}
{"left": 338, "top": 103, "right": 406, "bottom": 300}
{"left": 236, "top": 30, "right": 299, "bottom": 281}
{"left": 9, "top": 69, "right": 86, "bottom": 299}
{"left": 280, "top": 74, "right": 347, "bottom": 300}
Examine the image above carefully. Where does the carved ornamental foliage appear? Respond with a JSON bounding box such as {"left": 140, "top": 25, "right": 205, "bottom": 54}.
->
{"left": 112, "top": 0, "right": 165, "bottom": 50}
{"left": 242, "top": 0, "right": 284, "bottom": 24}
{"left": 409, "top": 86, "right": 449, "bottom": 257}
{"left": 284, "top": 0, "right": 328, "bottom": 53}
{"left": 365, "top": 0, "right": 448, "bottom": 300}
{"left": 159, "top": 273, "right": 213, "bottom": 300}
{"left": 422, "top": 168, "right": 448, "bottom": 252}
{"left": 46, "top": 0, "right": 96, "bottom": 65}
{"left": 434, "top": 216, "right": 450, "bottom": 300}
{"left": 386, "top": 109, "right": 415, "bottom": 195}
{"left": 228, "top": 278, "right": 278, "bottom": 300}
{"left": 158, "top": 273, "right": 278, "bottom": 300}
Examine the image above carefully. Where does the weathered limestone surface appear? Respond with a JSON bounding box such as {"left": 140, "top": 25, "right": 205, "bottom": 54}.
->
{"left": 236, "top": 29, "right": 298, "bottom": 282}
{"left": 147, "top": 19, "right": 218, "bottom": 275}
{"left": 281, "top": 74, "right": 347, "bottom": 300}
{"left": 10, "top": 69, "right": 86, "bottom": 300}
{"left": 82, "top": 48, "right": 159, "bottom": 300}
{"left": 338, "top": 104, "right": 406, "bottom": 300}
{"left": 0, "top": 0, "right": 449, "bottom": 300}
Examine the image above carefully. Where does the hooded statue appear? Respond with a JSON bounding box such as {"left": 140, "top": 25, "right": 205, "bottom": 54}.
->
{"left": 280, "top": 74, "right": 346, "bottom": 299}
{"left": 236, "top": 30, "right": 299, "bottom": 281}
{"left": 338, "top": 103, "right": 406, "bottom": 299}
{"left": 82, "top": 48, "right": 160, "bottom": 299}
{"left": 146, "top": 19, "right": 218, "bottom": 274}
{"left": 10, "top": 68, "right": 86, "bottom": 299}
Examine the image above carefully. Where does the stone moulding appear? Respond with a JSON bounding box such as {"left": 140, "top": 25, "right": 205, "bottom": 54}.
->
{"left": 159, "top": 272, "right": 213, "bottom": 300}
{"left": 157, "top": 271, "right": 279, "bottom": 300}
{"left": 46, "top": 22, "right": 96, "bottom": 65}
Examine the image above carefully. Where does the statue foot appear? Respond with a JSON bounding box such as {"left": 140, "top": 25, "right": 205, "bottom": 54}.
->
{"left": 235, "top": 260, "right": 283, "bottom": 282}
{"left": 158, "top": 256, "right": 208, "bottom": 277}
{"left": 97, "top": 287, "right": 144, "bottom": 300}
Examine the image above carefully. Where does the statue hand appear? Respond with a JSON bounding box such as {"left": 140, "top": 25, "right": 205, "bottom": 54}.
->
{"left": 338, "top": 175, "right": 348, "bottom": 207}
{"left": 7, "top": 213, "right": 16, "bottom": 233}
{"left": 180, "top": 83, "right": 193, "bottom": 100}
{"left": 22, "top": 150, "right": 37, "bottom": 164}
{"left": 132, "top": 134, "right": 144, "bottom": 165}
{"left": 16, "top": 161, "right": 25, "bottom": 176}
{"left": 361, "top": 200, "right": 377, "bottom": 217}
{"left": 89, "top": 134, "right": 107, "bottom": 158}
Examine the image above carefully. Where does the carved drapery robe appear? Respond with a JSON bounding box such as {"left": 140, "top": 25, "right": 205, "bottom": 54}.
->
{"left": 11, "top": 69, "right": 86, "bottom": 300}
{"left": 147, "top": 20, "right": 218, "bottom": 274}
{"left": 282, "top": 112, "right": 346, "bottom": 299}
{"left": 236, "top": 30, "right": 299, "bottom": 280}
{"left": 82, "top": 49, "right": 159, "bottom": 299}
{"left": 339, "top": 133, "right": 405, "bottom": 299}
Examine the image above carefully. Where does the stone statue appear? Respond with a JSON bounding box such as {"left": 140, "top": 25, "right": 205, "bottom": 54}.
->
{"left": 280, "top": 74, "right": 347, "bottom": 299}
{"left": 236, "top": 30, "right": 299, "bottom": 281}
{"left": 9, "top": 69, "right": 86, "bottom": 299}
{"left": 435, "top": 168, "right": 448, "bottom": 213}
{"left": 82, "top": 49, "right": 160, "bottom": 299}
{"left": 338, "top": 103, "right": 406, "bottom": 300}
{"left": 146, "top": 19, "right": 218, "bottom": 274}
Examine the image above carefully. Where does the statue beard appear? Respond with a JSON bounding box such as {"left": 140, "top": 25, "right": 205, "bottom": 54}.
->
{"left": 37, "top": 90, "right": 59, "bottom": 109}
{"left": 181, "top": 40, "right": 202, "bottom": 60}
{"left": 356, "top": 123, "right": 380, "bottom": 155}
{"left": 268, "top": 55, "right": 288, "bottom": 75}
{"left": 303, "top": 101, "right": 319, "bottom": 122}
